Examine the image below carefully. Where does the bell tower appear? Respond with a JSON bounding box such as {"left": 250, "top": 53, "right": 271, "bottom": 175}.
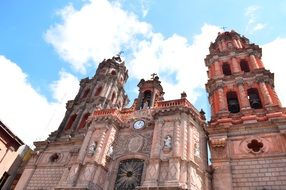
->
{"left": 56, "top": 55, "right": 129, "bottom": 135}
{"left": 135, "top": 73, "right": 164, "bottom": 110}
{"left": 205, "top": 31, "right": 286, "bottom": 189}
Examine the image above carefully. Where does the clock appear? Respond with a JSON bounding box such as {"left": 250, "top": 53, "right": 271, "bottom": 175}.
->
{"left": 133, "top": 120, "right": 145, "bottom": 129}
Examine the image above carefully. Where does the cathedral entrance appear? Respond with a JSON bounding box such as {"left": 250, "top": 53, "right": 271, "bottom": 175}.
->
{"left": 114, "top": 159, "right": 144, "bottom": 190}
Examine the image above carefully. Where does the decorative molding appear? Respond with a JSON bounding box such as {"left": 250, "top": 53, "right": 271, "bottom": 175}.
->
{"left": 210, "top": 136, "right": 227, "bottom": 148}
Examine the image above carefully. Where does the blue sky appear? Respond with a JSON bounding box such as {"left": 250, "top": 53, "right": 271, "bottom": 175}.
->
{"left": 1, "top": 0, "right": 286, "bottom": 146}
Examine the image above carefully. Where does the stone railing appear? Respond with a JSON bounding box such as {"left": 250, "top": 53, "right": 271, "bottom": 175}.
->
{"left": 155, "top": 98, "right": 200, "bottom": 115}
{"left": 93, "top": 109, "right": 118, "bottom": 116}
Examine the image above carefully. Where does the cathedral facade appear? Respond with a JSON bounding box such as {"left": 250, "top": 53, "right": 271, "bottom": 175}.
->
{"left": 15, "top": 31, "right": 286, "bottom": 190}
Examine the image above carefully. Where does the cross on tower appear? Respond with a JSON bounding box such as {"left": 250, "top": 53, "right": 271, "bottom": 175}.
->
{"left": 151, "top": 73, "right": 157, "bottom": 79}
{"left": 221, "top": 26, "right": 227, "bottom": 31}
{"left": 117, "top": 51, "right": 124, "bottom": 57}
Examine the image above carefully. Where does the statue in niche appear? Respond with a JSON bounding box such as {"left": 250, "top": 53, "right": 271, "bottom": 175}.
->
{"left": 142, "top": 100, "right": 149, "bottom": 109}
{"left": 194, "top": 142, "right": 200, "bottom": 157}
{"left": 87, "top": 141, "right": 97, "bottom": 156}
{"left": 107, "top": 145, "right": 113, "bottom": 157}
{"left": 163, "top": 135, "right": 172, "bottom": 149}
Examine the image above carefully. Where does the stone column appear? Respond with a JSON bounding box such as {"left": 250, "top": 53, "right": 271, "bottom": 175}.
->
{"left": 173, "top": 119, "right": 181, "bottom": 157}
{"left": 187, "top": 124, "right": 192, "bottom": 161}
{"left": 150, "top": 90, "right": 157, "bottom": 108}
{"left": 231, "top": 57, "right": 240, "bottom": 73}
{"left": 259, "top": 82, "right": 273, "bottom": 105}
{"left": 94, "top": 129, "right": 108, "bottom": 163}
{"left": 100, "top": 125, "right": 117, "bottom": 166}
{"left": 250, "top": 54, "right": 259, "bottom": 69}
{"left": 150, "top": 119, "right": 163, "bottom": 158}
{"left": 181, "top": 119, "right": 188, "bottom": 160}
{"left": 180, "top": 160, "right": 188, "bottom": 187}
{"left": 143, "top": 119, "right": 163, "bottom": 186}
{"left": 77, "top": 127, "right": 95, "bottom": 163}
{"left": 214, "top": 61, "right": 222, "bottom": 77}
{"left": 71, "top": 110, "right": 84, "bottom": 130}
{"left": 209, "top": 95, "right": 215, "bottom": 116}
{"left": 237, "top": 39, "right": 243, "bottom": 48}
{"left": 217, "top": 86, "right": 227, "bottom": 112}
{"left": 168, "top": 158, "right": 180, "bottom": 182}
{"left": 237, "top": 81, "right": 250, "bottom": 109}
{"left": 232, "top": 39, "right": 239, "bottom": 49}
{"left": 142, "top": 159, "right": 160, "bottom": 186}
{"left": 212, "top": 161, "right": 233, "bottom": 190}
{"left": 271, "top": 88, "right": 282, "bottom": 106}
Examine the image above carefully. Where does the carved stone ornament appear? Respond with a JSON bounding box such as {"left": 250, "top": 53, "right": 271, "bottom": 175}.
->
{"left": 245, "top": 138, "right": 266, "bottom": 154}
{"left": 107, "top": 145, "right": 114, "bottom": 157}
{"left": 194, "top": 142, "right": 200, "bottom": 158}
{"left": 210, "top": 136, "right": 227, "bottom": 148}
{"left": 163, "top": 135, "right": 172, "bottom": 153}
{"left": 87, "top": 141, "right": 97, "bottom": 156}
{"left": 128, "top": 136, "right": 144, "bottom": 152}
{"left": 49, "top": 153, "right": 61, "bottom": 163}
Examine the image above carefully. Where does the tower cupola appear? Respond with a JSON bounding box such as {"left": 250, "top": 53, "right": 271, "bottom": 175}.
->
{"left": 205, "top": 30, "right": 282, "bottom": 123}
{"left": 136, "top": 74, "right": 164, "bottom": 110}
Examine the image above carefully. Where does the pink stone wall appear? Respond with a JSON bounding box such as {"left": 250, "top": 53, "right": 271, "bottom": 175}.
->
{"left": 232, "top": 157, "right": 286, "bottom": 189}
{"left": 26, "top": 168, "right": 64, "bottom": 189}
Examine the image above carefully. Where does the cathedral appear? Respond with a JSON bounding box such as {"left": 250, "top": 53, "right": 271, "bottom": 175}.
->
{"left": 15, "top": 31, "right": 286, "bottom": 190}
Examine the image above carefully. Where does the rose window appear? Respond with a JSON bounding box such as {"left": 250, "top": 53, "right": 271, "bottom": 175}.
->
{"left": 247, "top": 139, "right": 263, "bottom": 153}
{"left": 115, "top": 159, "right": 144, "bottom": 190}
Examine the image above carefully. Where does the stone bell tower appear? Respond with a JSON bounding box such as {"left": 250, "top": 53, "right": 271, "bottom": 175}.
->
{"left": 15, "top": 55, "right": 130, "bottom": 189}
{"left": 205, "top": 30, "right": 286, "bottom": 189}
{"left": 56, "top": 55, "right": 129, "bottom": 135}
{"left": 135, "top": 73, "right": 165, "bottom": 110}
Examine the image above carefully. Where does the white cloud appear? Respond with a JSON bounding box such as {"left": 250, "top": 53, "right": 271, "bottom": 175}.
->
{"left": 45, "top": 0, "right": 221, "bottom": 103}
{"left": 244, "top": 5, "right": 266, "bottom": 34}
{"left": 44, "top": 0, "right": 285, "bottom": 110}
{"left": 128, "top": 24, "right": 221, "bottom": 102}
{"left": 0, "top": 55, "right": 79, "bottom": 146}
{"left": 50, "top": 70, "right": 79, "bottom": 102}
{"left": 245, "top": 5, "right": 260, "bottom": 17}
{"left": 262, "top": 38, "right": 286, "bottom": 106}
{"left": 45, "top": 0, "right": 152, "bottom": 73}
{"left": 253, "top": 23, "right": 266, "bottom": 31}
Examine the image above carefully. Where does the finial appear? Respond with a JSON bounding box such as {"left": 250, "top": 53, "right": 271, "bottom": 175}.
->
{"left": 116, "top": 50, "right": 124, "bottom": 57}
{"left": 151, "top": 73, "right": 158, "bottom": 80}
{"left": 221, "top": 26, "right": 227, "bottom": 31}
{"left": 181, "top": 91, "right": 187, "bottom": 99}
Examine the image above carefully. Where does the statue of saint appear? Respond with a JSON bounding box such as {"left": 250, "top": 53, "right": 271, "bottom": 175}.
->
{"left": 164, "top": 135, "right": 172, "bottom": 148}
{"left": 88, "top": 141, "right": 97, "bottom": 156}
{"left": 107, "top": 145, "right": 113, "bottom": 157}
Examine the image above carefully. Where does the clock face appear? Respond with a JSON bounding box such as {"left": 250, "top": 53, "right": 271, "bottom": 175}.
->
{"left": 133, "top": 120, "right": 145, "bottom": 129}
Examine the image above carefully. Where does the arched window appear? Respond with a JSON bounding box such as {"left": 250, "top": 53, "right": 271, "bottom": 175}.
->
{"left": 65, "top": 114, "right": 77, "bottom": 130}
{"left": 247, "top": 88, "right": 262, "bottom": 109}
{"left": 227, "top": 91, "right": 240, "bottom": 113}
{"left": 111, "top": 92, "right": 116, "bottom": 103}
{"left": 78, "top": 113, "right": 90, "bottom": 129}
{"left": 141, "top": 90, "right": 152, "bottom": 109}
{"left": 82, "top": 89, "right": 90, "bottom": 99}
{"left": 111, "top": 70, "right": 117, "bottom": 75}
{"left": 240, "top": 60, "right": 250, "bottom": 72}
{"left": 222, "top": 63, "right": 232, "bottom": 76}
{"left": 95, "top": 86, "right": 102, "bottom": 96}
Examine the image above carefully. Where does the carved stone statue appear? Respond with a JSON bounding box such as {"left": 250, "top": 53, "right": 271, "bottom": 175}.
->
{"left": 107, "top": 145, "right": 113, "bottom": 157}
{"left": 164, "top": 135, "right": 172, "bottom": 149}
{"left": 194, "top": 142, "right": 200, "bottom": 157}
{"left": 87, "top": 141, "right": 97, "bottom": 156}
{"left": 143, "top": 101, "right": 149, "bottom": 109}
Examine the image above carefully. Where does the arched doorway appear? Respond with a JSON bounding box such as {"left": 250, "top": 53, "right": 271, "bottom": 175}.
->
{"left": 114, "top": 159, "right": 144, "bottom": 190}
